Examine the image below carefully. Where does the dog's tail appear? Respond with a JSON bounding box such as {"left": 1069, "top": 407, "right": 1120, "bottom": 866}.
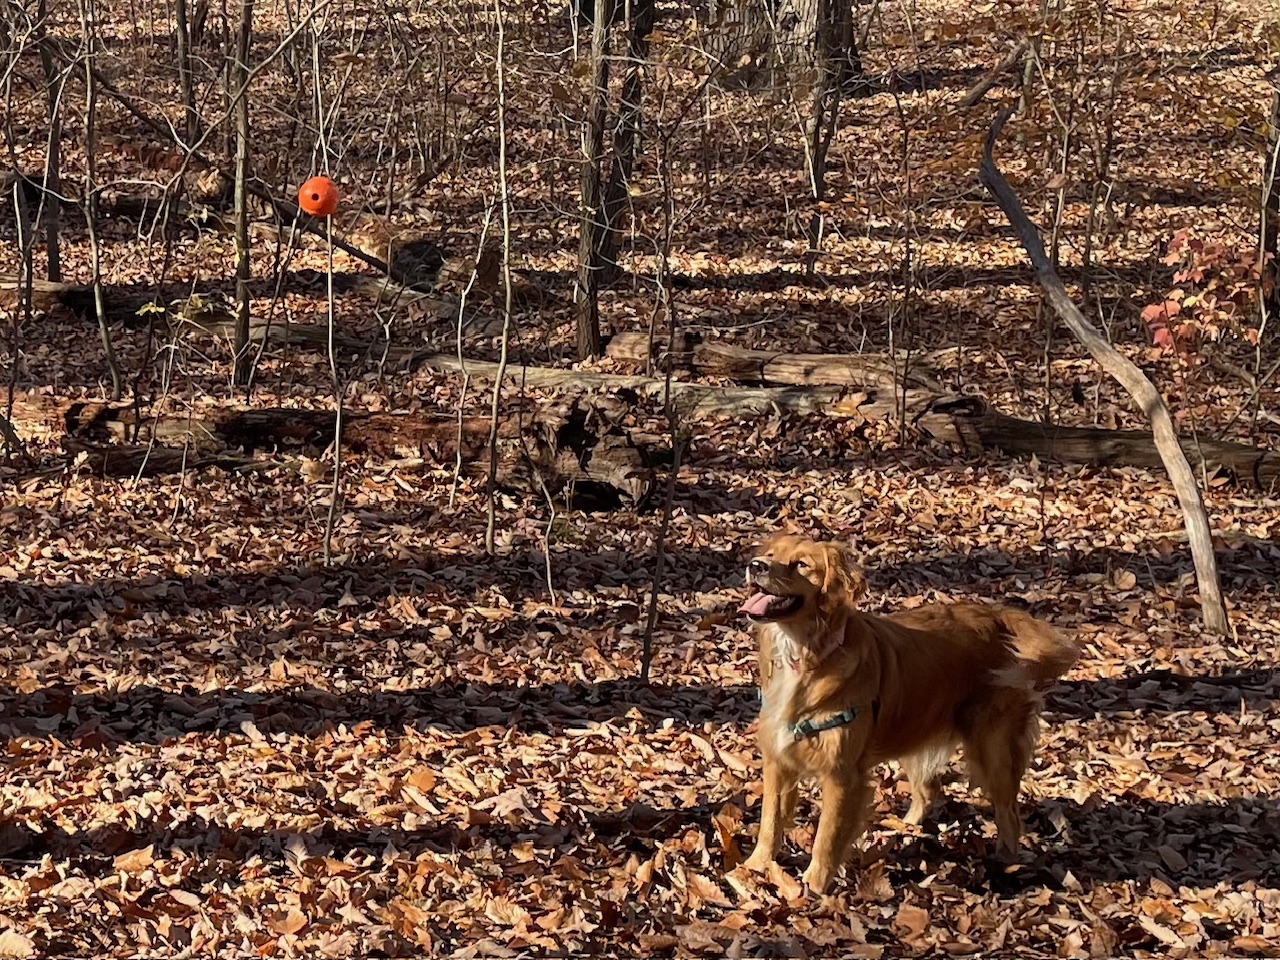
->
{"left": 994, "top": 608, "right": 1081, "bottom": 689}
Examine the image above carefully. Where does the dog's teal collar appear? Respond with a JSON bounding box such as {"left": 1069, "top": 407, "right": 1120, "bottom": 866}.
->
{"left": 758, "top": 688, "right": 862, "bottom": 742}
{"left": 789, "top": 706, "right": 860, "bottom": 741}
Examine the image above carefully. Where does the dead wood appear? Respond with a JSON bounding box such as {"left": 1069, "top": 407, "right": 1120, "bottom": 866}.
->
{"left": 917, "top": 396, "right": 1280, "bottom": 489}
{"left": 61, "top": 438, "right": 261, "bottom": 478}
{"left": 405, "top": 350, "right": 866, "bottom": 419}
{"left": 980, "top": 104, "right": 1230, "bottom": 635}
{"left": 954, "top": 37, "right": 1032, "bottom": 110}
{"left": 0, "top": 273, "right": 94, "bottom": 314}
{"left": 605, "top": 330, "right": 943, "bottom": 392}
{"left": 49, "top": 396, "right": 657, "bottom": 509}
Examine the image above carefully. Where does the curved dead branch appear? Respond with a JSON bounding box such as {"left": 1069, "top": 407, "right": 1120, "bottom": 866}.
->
{"left": 979, "top": 104, "right": 1229, "bottom": 636}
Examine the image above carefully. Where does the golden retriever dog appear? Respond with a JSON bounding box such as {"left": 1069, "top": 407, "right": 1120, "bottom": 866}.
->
{"left": 738, "top": 533, "right": 1080, "bottom": 893}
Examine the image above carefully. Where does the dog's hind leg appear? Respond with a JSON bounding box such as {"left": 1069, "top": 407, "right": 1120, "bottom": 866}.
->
{"left": 962, "top": 693, "right": 1038, "bottom": 857}
{"left": 901, "top": 743, "right": 952, "bottom": 826}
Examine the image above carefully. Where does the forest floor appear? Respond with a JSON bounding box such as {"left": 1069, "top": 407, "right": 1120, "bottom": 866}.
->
{"left": 1, "top": 0, "right": 1279, "bottom": 956}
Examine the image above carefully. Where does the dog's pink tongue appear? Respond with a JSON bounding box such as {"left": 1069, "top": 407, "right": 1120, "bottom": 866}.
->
{"left": 740, "top": 592, "right": 777, "bottom": 616}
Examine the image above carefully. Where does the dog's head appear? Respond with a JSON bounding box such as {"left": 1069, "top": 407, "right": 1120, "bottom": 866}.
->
{"left": 739, "top": 533, "right": 867, "bottom": 623}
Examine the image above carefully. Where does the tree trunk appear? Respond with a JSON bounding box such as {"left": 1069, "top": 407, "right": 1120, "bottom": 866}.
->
{"left": 574, "top": 0, "right": 610, "bottom": 360}
{"left": 175, "top": 0, "right": 199, "bottom": 142}
{"left": 596, "top": 0, "right": 654, "bottom": 285}
{"left": 1261, "top": 82, "right": 1280, "bottom": 320}
{"left": 36, "top": 0, "right": 62, "bottom": 282}
{"left": 231, "top": 0, "right": 254, "bottom": 387}
{"left": 802, "top": 0, "right": 853, "bottom": 274}
{"left": 79, "top": 0, "right": 122, "bottom": 401}
{"left": 703, "top": 0, "right": 861, "bottom": 91}
{"left": 980, "top": 105, "right": 1230, "bottom": 636}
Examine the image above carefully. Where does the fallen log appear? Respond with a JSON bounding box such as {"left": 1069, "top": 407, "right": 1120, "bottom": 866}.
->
{"left": 604, "top": 331, "right": 943, "bottom": 393}
{"left": 53, "top": 396, "right": 658, "bottom": 509}
{"left": 404, "top": 351, "right": 872, "bottom": 420}
{"left": 64, "top": 401, "right": 503, "bottom": 458}
{"left": 171, "top": 318, "right": 888, "bottom": 420}
{"left": 0, "top": 274, "right": 94, "bottom": 314}
{"left": 61, "top": 438, "right": 262, "bottom": 478}
{"left": 917, "top": 397, "right": 1280, "bottom": 490}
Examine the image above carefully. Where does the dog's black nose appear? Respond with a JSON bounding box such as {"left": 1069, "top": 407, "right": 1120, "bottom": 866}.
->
{"left": 748, "top": 558, "right": 769, "bottom": 577}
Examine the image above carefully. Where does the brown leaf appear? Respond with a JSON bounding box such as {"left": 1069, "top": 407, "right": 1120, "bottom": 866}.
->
{"left": 893, "top": 903, "right": 930, "bottom": 945}
{"left": 113, "top": 845, "right": 155, "bottom": 875}
{"left": 0, "top": 930, "right": 35, "bottom": 959}
{"left": 484, "top": 897, "right": 532, "bottom": 929}
{"left": 267, "top": 908, "right": 308, "bottom": 936}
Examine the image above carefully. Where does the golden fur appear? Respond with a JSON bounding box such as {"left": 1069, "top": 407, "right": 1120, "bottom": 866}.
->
{"left": 738, "top": 533, "right": 1081, "bottom": 892}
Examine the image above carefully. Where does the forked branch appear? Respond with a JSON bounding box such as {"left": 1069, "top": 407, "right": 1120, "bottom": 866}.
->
{"left": 979, "top": 104, "right": 1229, "bottom": 636}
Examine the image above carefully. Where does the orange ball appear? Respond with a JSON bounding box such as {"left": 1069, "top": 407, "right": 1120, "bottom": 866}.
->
{"left": 298, "top": 175, "right": 339, "bottom": 217}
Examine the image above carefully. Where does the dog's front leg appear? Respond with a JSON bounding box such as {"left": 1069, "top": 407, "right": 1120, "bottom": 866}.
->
{"left": 743, "top": 754, "right": 797, "bottom": 872}
{"left": 802, "top": 775, "right": 872, "bottom": 893}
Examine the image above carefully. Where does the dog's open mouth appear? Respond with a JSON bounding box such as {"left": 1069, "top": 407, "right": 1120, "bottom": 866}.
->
{"left": 739, "top": 591, "right": 803, "bottom": 621}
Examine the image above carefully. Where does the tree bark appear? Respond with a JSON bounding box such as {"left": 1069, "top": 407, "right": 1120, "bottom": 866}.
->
{"left": 1261, "top": 81, "right": 1280, "bottom": 320}
{"left": 231, "top": 0, "right": 254, "bottom": 387}
{"left": 916, "top": 396, "right": 1280, "bottom": 490}
{"left": 604, "top": 331, "right": 942, "bottom": 392}
{"left": 980, "top": 105, "right": 1229, "bottom": 636}
{"left": 175, "top": 0, "right": 199, "bottom": 143}
{"left": 703, "top": 0, "right": 861, "bottom": 90}
{"left": 802, "top": 0, "right": 852, "bottom": 273}
{"left": 574, "top": 0, "right": 610, "bottom": 360}
{"left": 596, "top": 0, "right": 654, "bottom": 285}
{"left": 79, "top": 0, "right": 122, "bottom": 401}
{"left": 35, "top": 0, "right": 62, "bottom": 282}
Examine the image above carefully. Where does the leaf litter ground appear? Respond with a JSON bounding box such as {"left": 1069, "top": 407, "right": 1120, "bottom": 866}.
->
{"left": 2, "top": 0, "right": 1280, "bottom": 956}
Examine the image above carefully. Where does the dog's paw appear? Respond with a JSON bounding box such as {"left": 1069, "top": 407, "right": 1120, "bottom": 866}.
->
{"left": 801, "top": 862, "right": 835, "bottom": 894}
{"left": 742, "top": 850, "right": 774, "bottom": 873}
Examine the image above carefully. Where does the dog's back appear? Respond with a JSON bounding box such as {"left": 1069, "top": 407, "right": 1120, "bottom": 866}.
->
{"left": 887, "top": 602, "right": 1080, "bottom": 688}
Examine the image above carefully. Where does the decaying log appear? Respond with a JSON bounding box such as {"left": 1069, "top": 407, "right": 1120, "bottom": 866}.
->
{"left": 61, "top": 438, "right": 261, "bottom": 478}
{"left": 0, "top": 274, "right": 94, "bottom": 314}
{"left": 604, "top": 331, "right": 943, "bottom": 393}
{"left": 981, "top": 104, "right": 1229, "bottom": 635}
{"left": 51, "top": 396, "right": 657, "bottom": 509}
{"left": 405, "top": 351, "right": 868, "bottom": 420}
{"left": 917, "top": 397, "right": 1280, "bottom": 489}
{"left": 64, "top": 401, "right": 504, "bottom": 459}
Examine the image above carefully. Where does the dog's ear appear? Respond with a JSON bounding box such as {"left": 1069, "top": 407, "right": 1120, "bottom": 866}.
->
{"left": 821, "top": 541, "right": 867, "bottom": 604}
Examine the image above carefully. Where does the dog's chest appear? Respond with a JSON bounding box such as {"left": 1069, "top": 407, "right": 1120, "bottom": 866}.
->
{"left": 758, "top": 623, "right": 805, "bottom": 758}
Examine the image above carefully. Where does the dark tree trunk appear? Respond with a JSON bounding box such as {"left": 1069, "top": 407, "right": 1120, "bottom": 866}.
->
{"left": 231, "top": 0, "right": 254, "bottom": 387}
{"left": 175, "top": 0, "right": 199, "bottom": 142}
{"left": 1262, "top": 83, "right": 1280, "bottom": 319}
{"left": 595, "top": 0, "right": 654, "bottom": 285}
{"left": 803, "top": 0, "right": 854, "bottom": 273}
{"left": 574, "top": 0, "right": 610, "bottom": 359}
{"left": 36, "top": 0, "right": 62, "bottom": 282}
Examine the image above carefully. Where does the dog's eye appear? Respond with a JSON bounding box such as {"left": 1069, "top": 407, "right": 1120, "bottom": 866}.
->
{"left": 795, "top": 560, "right": 809, "bottom": 571}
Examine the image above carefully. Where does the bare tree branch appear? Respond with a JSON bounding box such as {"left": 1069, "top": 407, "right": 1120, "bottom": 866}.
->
{"left": 980, "top": 104, "right": 1229, "bottom": 636}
